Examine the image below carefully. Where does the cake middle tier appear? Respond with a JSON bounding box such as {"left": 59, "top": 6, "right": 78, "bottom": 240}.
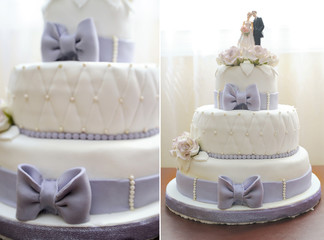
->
{"left": 191, "top": 105, "right": 299, "bottom": 156}
{"left": 8, "top": 62, "right": 159, "bottom": 135}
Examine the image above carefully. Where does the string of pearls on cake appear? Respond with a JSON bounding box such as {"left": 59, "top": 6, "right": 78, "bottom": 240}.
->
{"left": 112, "top": 35, "right": 119, "bottom": 63}
{"left": 193, "top": 177, "right": 198, "bottom": 201}
{"left": 129, "top": 175, "right": 135, "bottom": 210}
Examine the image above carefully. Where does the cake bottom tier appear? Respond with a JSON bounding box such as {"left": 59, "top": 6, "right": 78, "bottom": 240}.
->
{"left": 0, "top": 201, "right": 159, "bottom": 240}
{"left": 166, "top": 175, "right": 321, "bottom": 224}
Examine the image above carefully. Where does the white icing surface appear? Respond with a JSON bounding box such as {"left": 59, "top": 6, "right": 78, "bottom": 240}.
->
{"left": 167, "top": 174, "right": 320, "bottom": 211}
{"left": 191, "top": 105, "right": 299, "bottom": 155}
{"left": 0, "top": 133, "right": 159, "bottom": 179}
{"left": 8, "top": 62, "right": 159, "bottom": 135}
{"left": 43, "top": 0, "right": 134, "bottom": 39}
{"left": 0, "top": 201, "right": 158, "bottom": 227}
{"left": 180, "top": 147, "right": 310, "bottom": 182}
{"left": 215, "top": 63, "right": 278, "bottom": 93}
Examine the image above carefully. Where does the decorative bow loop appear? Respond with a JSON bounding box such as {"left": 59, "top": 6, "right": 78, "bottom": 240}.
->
{"left": 222, "top": 83, "right": 261, "bottom": 111}
{"left": 16, "top": 164, "right": 92, "bottom": 224}
{"left": 217, "top": 175, "right": 263, "bottom": 210}
{"left": 41, "top": 18, "right": 99, "bottom": 62}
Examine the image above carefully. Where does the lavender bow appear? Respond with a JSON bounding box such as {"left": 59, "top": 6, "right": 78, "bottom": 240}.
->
{"left": 16, "top": 164, "right": 91, "bottom": 224}
{"left": 222, "top": 83, "right": 261, "bottom": 111}
{"left": 217, "top": 175, "right": 264, "bottom": 210}
{"left": 41, "top": 18, "right": 99, "bottom": 62}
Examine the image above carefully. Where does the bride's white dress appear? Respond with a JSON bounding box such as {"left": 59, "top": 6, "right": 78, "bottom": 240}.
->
{"left": 238, "top": 21, "right": 255, "bottom": 49}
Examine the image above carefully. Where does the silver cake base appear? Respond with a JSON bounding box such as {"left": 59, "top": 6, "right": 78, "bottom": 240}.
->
{"left": 166, "top": 174, "right": 321, "bottom": 225}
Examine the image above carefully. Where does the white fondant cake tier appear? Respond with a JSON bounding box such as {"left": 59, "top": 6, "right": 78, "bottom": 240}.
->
{"left": 8, "top": 62, "right": 159, "bottom": 135}
{"left": 0, "top": 130, "right": 158, "bottom": 179}
{"left": 215, "top": 63, "right": 278, "bottom": 93}
{"left": 191, "top": 104, "right": 299, "bottom": 156}
{"left": 178, "top": 147, "right": 310, "bottom": 182}
{"left": 43, "top": 0, "right": 134, "bottom": 39}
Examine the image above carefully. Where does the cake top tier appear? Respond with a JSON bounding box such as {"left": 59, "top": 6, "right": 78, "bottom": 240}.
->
{"left": 43, "top": 0, "right": 134, "bottom": 39}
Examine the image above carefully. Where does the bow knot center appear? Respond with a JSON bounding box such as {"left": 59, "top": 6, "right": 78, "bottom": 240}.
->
{"left": 236, "top": 91, "right": 247, "bottom": 105}
{"left": 233, "top": 183, "right": 244, "bottom": 205}
{"left": 59, "top": 35, "right": 77, "bottom": 56}
{"left": 40, "top": 179, "right": 58, "bottom": 214}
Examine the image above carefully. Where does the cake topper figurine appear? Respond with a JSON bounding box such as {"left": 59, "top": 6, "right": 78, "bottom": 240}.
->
{"left": 238, "top": 12, "right": 255, "bottom": 49}
{"left": 252, "top": 10, "right": 264, "bottom": 46}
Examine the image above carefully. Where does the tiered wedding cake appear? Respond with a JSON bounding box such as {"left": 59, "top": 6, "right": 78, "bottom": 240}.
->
{"left": 0, "top": 1, "right": 159, "bottom": 239}
{"left": 166, "top": 45, "right": 321, "bottom": 224}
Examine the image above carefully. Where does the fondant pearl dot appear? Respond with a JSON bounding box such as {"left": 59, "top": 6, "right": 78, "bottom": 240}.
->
{"left": 93, "top": 96, "right": 99, "bottom": 102}
{"left": 129, "top": 199, "right": 134, "bottom": 204}
{"left": 130, "top": 190, "right": 135, "bottom": 195}
{"left": 143, "top": 128, "right": 148, "bottom": 133}
{"left": 45, "top": 95, "right": 50, "bottom": 101}
{"left": 130, "top": 180, "right": 135, "bottom": 185}
{"left": 70, "top": 96, "right": 75, "bottom": 102}
{"left": 274, "top": 132, "right": 277, "bottom": 136}
{"left": 108, "top": 63, "right": 111, "bottom": 68}
{"left": 238, "top": 151, "right": 241, "bottom": 155}
{"left": 59, "top": 127, "right": 64, "bottom": 132}
{"left": 73, "top": 133, "right": 79, "bottom": 139}
{"left": 214, "top": 130, "right": 217, "bottom": 135}
{"left": 108, "top": 135, "right": 114, "bottom": 140}
{"left": 65, "top": 133, "right": 72, "bottom": 139}
{"left": 81, "top": 127, "right": 86, "bottom": 133}
{"left": 37, "top": 66, "right": 41, "bottom": 70}
{"left": 104, "top": 129, "right": 109, "bottom": 134}
{"left": 259, "top": 131, "right": 263, "bottom": 136}
{"left": 130, "top": 185, "right": 135, "bottom": 191}
{"left": 24, "top": 94, "right": 29, "bottom": 100}
{"left": 83, "top": 63, "right": 86, "bottom": 67}
{"left": 58, "top": 64, "right": 63, "bottom": 68}
{"left": 229, "top": 131, "right": 233, "bottom": 135}
{"left": 245, "top": 132, "right": 249, "bottom": 136}
{"left": 35, "top": 127, "right": 39, "bottom": 132}
{"left": 224, "top": 113, "right": 227, "bottom": 117}
{"left": 125, "top": 129, "right": 130, "bottom": 134}
{"left": 238, "top": 113, "right": 241, "bottom": 116}
{"left": 119, "top": 98, "right": 124, "bottom": 104}
{"left": 58, "top": 133, "right": 65, "bottom": 139}
{"left": 140, "top": 96, "right": 144, "bottom": 101}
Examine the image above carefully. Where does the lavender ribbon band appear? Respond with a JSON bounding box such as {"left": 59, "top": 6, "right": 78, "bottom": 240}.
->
{"left": 214, "top": 84, "right": 279, "bottom": 111}
{"left": 176, "top": 167, "right": 312, "bottom": 208}
{"left": 42, "top": 18, "right": 134, "bottom": 63}
{"left": 0, "top": 165, "right": 158, "bottom": 224}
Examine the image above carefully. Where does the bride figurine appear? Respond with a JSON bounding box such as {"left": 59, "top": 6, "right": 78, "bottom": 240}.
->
{"left": 238, "top": 12, "right": 255, "bottom": 49}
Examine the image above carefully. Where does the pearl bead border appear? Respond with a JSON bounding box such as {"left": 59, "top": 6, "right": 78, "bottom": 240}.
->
{"left": 19, "top": 128, "right": 159, "bottom": 141}
{"left": 193, "top": 177, "right": 198, "bottom": 201}
{"left": 207, "top": 147, "right": 299, "bottom": 160}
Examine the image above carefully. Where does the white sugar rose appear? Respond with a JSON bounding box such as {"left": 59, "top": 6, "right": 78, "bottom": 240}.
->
{"left": 170, "top": 132, "right": 199, "bottom": 160}
{"left": 253, "top": 46, "right": 270, "bottom": 65}
{"left": 217, "top": 46, "right": 242, "bottom": 66}
{"left": 268, "top": 53, "right": 279, "bottom": 66}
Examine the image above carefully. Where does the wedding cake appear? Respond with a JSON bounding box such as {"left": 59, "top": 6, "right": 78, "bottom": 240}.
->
{"left": 166, "top": 45, "right": 321, "bottom": 224}
{"left": 0, "top": 1, "right": 159, "bottom": 239}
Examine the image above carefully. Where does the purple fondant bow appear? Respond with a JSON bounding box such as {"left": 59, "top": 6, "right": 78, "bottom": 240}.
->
{"left": 217, "top": 175, "right": 264, "bottom": 209}
{"left": 222, "top": 83, "right": 261, "bottom": 111}
{"left": 41, "top": 18, "right": 99, "bottom": 62}
{"left": 16, "top": 164, "right": 92, "bottom": 224}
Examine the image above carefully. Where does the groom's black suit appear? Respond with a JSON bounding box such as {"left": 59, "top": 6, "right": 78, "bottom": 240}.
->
{"left": 253, "top": 17, "right": 264, "bottom": 45}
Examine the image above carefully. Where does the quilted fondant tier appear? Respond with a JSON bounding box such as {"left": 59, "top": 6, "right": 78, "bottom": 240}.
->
{"left": 178, "top": 147, "right": 310, "bottom": 183}
{"left": 190, "top": 105, "right": 299, "bottom": 156}
{"left": 215, "top": 63, "right": 278, "bottom": 93}
{"left": 8, "top": 62, "right": 159, "bottom": 135}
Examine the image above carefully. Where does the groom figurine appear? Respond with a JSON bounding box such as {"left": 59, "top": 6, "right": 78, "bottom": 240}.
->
{"left": 252, "top": 11, "right": 264, "bottom": 45}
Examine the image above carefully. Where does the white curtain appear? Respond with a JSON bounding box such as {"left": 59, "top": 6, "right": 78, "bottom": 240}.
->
{"left": 161, "top": 0, "right": 324, "bottom": 166}
{"left": 0, "top": 0, "right": 159, "bottom": 98}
